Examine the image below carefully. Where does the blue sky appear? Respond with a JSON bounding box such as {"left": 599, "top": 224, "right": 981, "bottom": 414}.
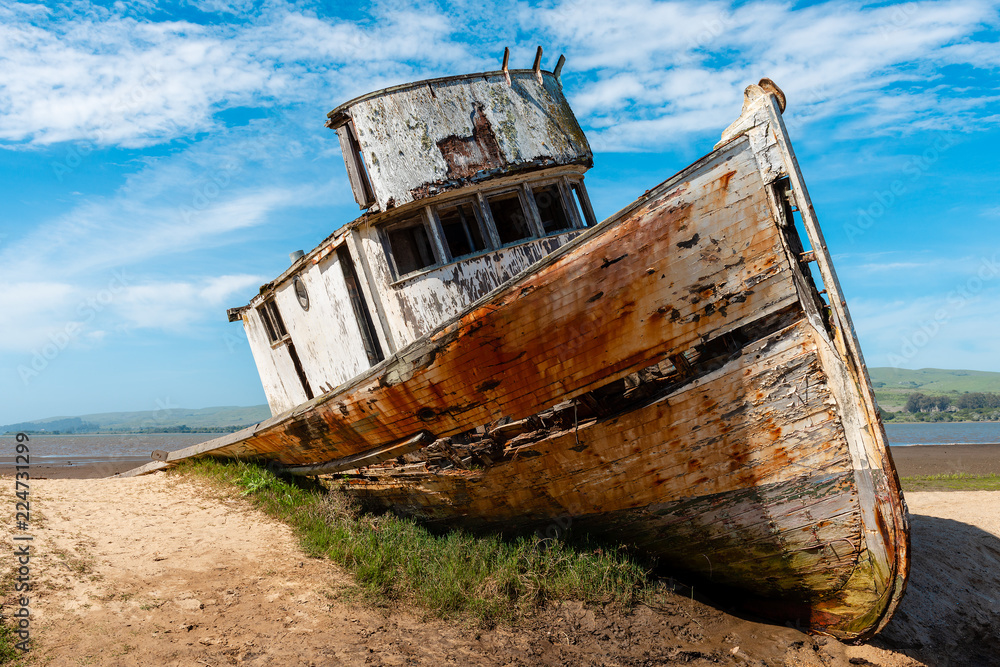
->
{"left": 1, "top": 0, "right": 999, "bottom": 424}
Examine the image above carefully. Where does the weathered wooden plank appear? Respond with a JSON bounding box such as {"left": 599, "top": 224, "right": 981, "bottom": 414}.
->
{"left": 283, "top": 431, "right": 434, "bottom": 475}
{"left": 117, "top": 460, "right": 167, "bottom": 477}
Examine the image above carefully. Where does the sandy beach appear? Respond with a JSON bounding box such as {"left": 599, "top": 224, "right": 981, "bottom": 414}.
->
{"left": 2, "top": 447, "right": 998, "bottom": 665}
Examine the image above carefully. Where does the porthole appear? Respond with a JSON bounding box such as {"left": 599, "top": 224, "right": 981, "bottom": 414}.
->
{"left": 293, "top": 276, "right": 309, "bottom": 311}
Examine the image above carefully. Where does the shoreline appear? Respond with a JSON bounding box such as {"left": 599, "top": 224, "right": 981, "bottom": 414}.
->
{"left": 14, "top": 466, "right": 1000, "bottom": 665}
{"left": 885, "top": 419, "right": 1000, "bottom": 424}
{"left": 0, "top": 456, "right": 149, "bottom": 479}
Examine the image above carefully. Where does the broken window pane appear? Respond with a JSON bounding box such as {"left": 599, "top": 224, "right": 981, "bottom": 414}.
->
{"left": 533, "top": 184, "right": 571, "bottom": 234}
{"left": 258, "top": 305, "right": 277, "bottom": 342}
{"left": 268, "top": 301, "right": 288, "bottom": 338}
{"left": 487, "top": 192, "right": 533, "bottom": 245}
{"left": 387, "top": 218, "right": 436, "bottom": 276}
{"left": 258, "top": 299, "right": 287, "bottom": 343}
{"left": 438, "top": 202, "right": 486, "bottom": 259}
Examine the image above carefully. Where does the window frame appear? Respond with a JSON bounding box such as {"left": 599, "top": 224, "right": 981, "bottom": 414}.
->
{"left": 567, "top": 177, "right": 597, "bottom": 227}
{"left": 527, "top": 180, "right": 576, "bottom": 236}
{"left": 257, "top": 298, "right": 289, "bottom": 348}
{"left": 429, "top": 197, "right": 492, "bottom": 262}
{"left": 379, "top": 172, "right": 594, "bottom": 285}
{"left": 332, "top": 116, "right": 377, "bottom": 210}
{"left": 380, "top": 210, "right": 443, "bottom": 281}
{"left": 483, "top": 187, "right": 538, "bottom": 247}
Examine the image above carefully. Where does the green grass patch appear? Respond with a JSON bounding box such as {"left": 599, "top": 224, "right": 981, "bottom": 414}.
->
{"left": 869, "top": 367, "right": 1000, "bottom": 395}
{"left": 0, "top": 625, "right": 22, "bottom": 666}
{"left": 901, "top": 473, "right": 1000, "bottom": 492}
{"left": 174, "top": 458, "right": 660, "bottom": 625}
{"left": 0, "top": 568, "right": 29, "bottom": 664}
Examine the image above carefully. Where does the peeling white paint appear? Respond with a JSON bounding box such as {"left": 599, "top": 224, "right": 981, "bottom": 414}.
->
{"left": 334, "top": 70, "right": 592, "bottom": 212}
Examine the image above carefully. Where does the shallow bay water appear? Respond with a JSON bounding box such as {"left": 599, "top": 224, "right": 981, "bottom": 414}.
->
{"left": 0, "top": 433, "right": 218, "bottom": 463}
{"left": 884, "top": 421, "right": 1000, "bottom": 446}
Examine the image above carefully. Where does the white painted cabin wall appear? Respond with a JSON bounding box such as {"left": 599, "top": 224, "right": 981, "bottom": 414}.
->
{"left": 303, "top": 254, "right": 372, "bottom": 388}
{"left": 243, "top": 308, "right": 310, "bottom": 415}
{"left": 245, "top": 252, "right": 383, "bottom": 416}
{"left": 277, "top": 261, "right": 370, "bottom": 385}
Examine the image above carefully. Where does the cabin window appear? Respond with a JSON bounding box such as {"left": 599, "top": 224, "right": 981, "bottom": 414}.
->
{"left": 437, "top": 202, "right": 487, "bottom": 259}
{"left": 532, "top": 184, "right": 571, "bottom": 234}
{"left": 571, "top": 181, "right": 596, "bottom": 227}
{"left": 487, "top": 191, "right": 533, "bottom": 245}
{"left": 257, "top": 299, "right": 287, "bottom": 344}
{"left": 386, "top": 216, "right": 437, "bottom": 277}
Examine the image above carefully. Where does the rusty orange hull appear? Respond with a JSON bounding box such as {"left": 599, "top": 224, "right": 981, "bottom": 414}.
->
{"left": 126, "top": 95, "right": 908, "bottom": 640}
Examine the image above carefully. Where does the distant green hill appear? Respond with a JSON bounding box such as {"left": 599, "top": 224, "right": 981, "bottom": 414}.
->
{"left": 2, "top": 405, "right": 271, "bottom": 434}
{"left": 868, "top": 368, "right": 1000, "bottom": 407}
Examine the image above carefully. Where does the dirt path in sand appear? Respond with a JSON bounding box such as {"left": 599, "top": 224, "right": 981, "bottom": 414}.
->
{"left": 4, "top": 474, "right": 996, "bottom": 666}
{"left": 14, "top": 475, "right": 505, "bottom": 666}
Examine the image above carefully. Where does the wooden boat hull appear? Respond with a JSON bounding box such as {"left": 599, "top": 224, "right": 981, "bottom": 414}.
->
{"left": 125, "top": 89, "right": 908, "bottom": 640}
{"left": 341, "top": 316, "right": 901, "bottom": 638}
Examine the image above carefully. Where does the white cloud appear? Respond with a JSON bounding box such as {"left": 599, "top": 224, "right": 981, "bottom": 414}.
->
{"left": 940, "top": 37, "right": 1000, "bottom": 68}
{"left": 0, "top": 9, "right": 283, "bottom": 146}
{"left": 1, "top": 182, "right": 311, "bottom": 280}
{"left": 113, "top": 273, "right": 263, "bottom": 330}
{"left": 0, "top": 1, "right": 995, "bottom": 152}
{"left": 0, "top": 273, "right": 264, "bottom": 354}
{"left": 855, "top": 261, "right": 942, "bottom": 273}
{"left": 0, "top": 281, "right": 82, "bottom": 352}
{"left": 532, "top": 0, "right": 999, "bottom": 149}
{"left": 0, "top": 1, "right": 474, "bottom": 148}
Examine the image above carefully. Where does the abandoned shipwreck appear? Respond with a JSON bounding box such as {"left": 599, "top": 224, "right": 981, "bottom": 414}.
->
{"left": 126, "top": 50, "right": 910, "bottom": 640}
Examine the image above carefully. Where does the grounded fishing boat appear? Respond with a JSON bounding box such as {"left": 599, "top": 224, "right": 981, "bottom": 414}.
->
{"left": 125, "top": 50, "right": 909, "bottom": 640}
